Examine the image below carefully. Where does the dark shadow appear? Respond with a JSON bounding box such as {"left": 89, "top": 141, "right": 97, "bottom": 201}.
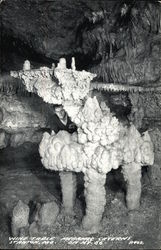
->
{"left": 76, "top": 172, "right": 86, "bottom": 215}
{"left": 28, "top": 199, "right": 39, "bottom": 224}
{"left": 106, "top": 167, "right": 126, "bottom": 193}
{"left": 24, "top": 143, "right": 62, "bottom": 202}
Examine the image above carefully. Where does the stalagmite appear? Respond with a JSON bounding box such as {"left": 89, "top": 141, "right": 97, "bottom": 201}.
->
{"left": 11, "top": 58, "right": 154, "bottom": 232}
{"left": 122, "top": 163, "right": 142, "bottom": 210}
{"left": 57, "top": 58, "right": 67, "bottom": 69}
{"left": 82, "top": 169, "right": 106, "bottom": 233}
{"left": 59, "top": 172, "right": 77, "bottom": 216}
{"left": 23, "top": 60, "right": 31, "bottom": 71}
{"left": 71, "top": 57, "right": 76, "bottom": 71}
{"left": 11, "top": 200, "right": 29, "bottom": 237}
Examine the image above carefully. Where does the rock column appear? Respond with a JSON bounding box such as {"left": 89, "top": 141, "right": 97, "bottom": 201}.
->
{"left": 122, "top": 163, "right": 142, "bottom": 210}
{"left": 59, "top": 171, "right": 77, "bottom": 216}
{"left": 82, "top": 169, "right": 106, "bottom": 233}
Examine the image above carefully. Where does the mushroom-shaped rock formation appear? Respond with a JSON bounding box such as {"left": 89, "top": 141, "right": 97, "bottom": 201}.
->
{"left": 11, "top": 58, "right": 154, "bottom": 233}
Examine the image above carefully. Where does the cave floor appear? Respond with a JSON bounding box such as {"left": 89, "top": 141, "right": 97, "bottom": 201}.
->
{"left": 0, "top": 143, "right": 160, "bottom": 250}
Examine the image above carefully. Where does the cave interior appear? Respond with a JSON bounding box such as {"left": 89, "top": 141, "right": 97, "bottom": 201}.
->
{"left": 0, "top": 0, "right": 161, "bottom": 249}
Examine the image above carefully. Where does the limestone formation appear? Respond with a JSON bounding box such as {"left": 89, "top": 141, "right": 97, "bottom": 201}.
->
{"left": 59, "top": 172, "right": 77, "bottom": 216}
{"left": 11, "top": 200, "right": 29, "bottom": 237}
{"left": 0, "top": 94, "right": 48, "bottom": 131}
{"left": 0, "top": 130, "right": 9, "bottom": 149}
{"left": 82, "top": 169, "right": 106, "bottom": 233}
{"left": 23, "top": 60, "right": 31, "bottom": 71}
{"left": 11, "top": 58, "right": 154, "bottom": 233}
{"left": 122, "top": 163, "right": 142, "bottom": 210}
{"left": 128, "top": 92, "right": 145, "bottom": 129}
{"left": 0, "top": 93, "right": 57, "bottom": 147}
{"left": 10, "top": 129, "right": 43, "bottom": 148}
{"left": 38, "top": 201, "right": 59, "bottom": 227}
{"left": 92, "top": 82, "right": 161, "bottom": 93}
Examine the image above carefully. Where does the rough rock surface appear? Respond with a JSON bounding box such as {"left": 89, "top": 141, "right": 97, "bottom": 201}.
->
{"left": 13, "top": 61, "right": 154, "bottom": 172}
{"left": 128, "top": 92, "right": 161, "bottom": 130}
{"left": 12, "top": 61, "right": 155, "bottom": 233}
{"left": 149, "top": 128, "right": 161, "bottom": 186}
{"left": 0, "top": 1, "right": 117, "bottom": 67}
{"left": 11, "top": 200, "right": 29, "bottom": 237}
{"left": 0, "top": 143, "right": 160, "bottom": 249}
{"left": 9, "top": 129, "right": 43, "bottom": 148}
{"left": 59, "top": 172, "right": 77, "bottom": 216}
{"left": 0, "top": 92, "right": 63, "bottom": 147}
{"left": 0, "top": 94, "right": 47, "bottom": 132}
{"left": 0, "top": 130, "right": 9, "bottom": 149}
{"left": 1, "top": 0, "right": 160, "bottom": 85}
{"left": 38, "top": 201, "right": 59, "bottom": 227}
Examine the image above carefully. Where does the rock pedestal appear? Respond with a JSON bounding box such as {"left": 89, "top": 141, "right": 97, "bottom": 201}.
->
{"left": 82, "top": 169, "right": 106, "bottom": 233}
{"left": 59, "top": 172, "right": 77, "bottom": 216}
{"left": 122, "top": 163, "right": 142, "bottom": 210}
{"left": 38, "top": 201, "right": 59, "bottom": 227}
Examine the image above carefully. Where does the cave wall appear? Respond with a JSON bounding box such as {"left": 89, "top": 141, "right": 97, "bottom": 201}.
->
{"left": 0, "top": 0, "right": 118, "bottom": 72}
{"left": 80, "top": 1, "right": 161, "bottom": 84}
{"left": 0, "top": 89, "right": 67, "bottom": 148}
{"left": 0, "top": 0, "right": 160, "bottom": 82}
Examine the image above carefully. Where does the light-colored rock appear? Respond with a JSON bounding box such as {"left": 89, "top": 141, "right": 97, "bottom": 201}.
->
{"left": 57, "top": 58, "right": 67, "bottom": 69}
{"left": 122, "top": 163, "right": 142, "bottom": 210}
{"left": 71, "top": 57, "right": 76, "bottom": 71}
{"left": 11, "top": 59, "right": 155, "bottom": 233}
{"left": 59, "top": 172, "right": 76, "bottom": 216}
{"left": 82, "top": 169, "right": 106, "bottom": 233}
{"left": 38, "top": 201, "right": 59, "bottom": 227}
{"left": 23, "top": 60, "right": 31, "bottom": 71}
{"left": 11, "top": 200, "right": 29, "bottom": 237}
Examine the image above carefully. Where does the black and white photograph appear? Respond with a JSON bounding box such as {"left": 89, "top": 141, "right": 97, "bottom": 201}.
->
{"left": 0, "top": 0, "right": 161, "bottom": 249}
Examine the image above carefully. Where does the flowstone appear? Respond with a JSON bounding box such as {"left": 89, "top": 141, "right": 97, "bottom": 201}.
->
{"left": 11, "top": 58, "right": 154, "bottom": 233}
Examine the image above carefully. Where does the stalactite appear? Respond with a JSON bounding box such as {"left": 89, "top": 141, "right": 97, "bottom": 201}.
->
{"left": 91, "top": 82, "right": 161, "bottom": 93}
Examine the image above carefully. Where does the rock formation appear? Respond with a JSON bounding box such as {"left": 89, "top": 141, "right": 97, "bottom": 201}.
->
{"left": 11, "top": 58, "right": 154, "bottom": 233}
{"left": 38, "top": 201, "right": 59, "bottom": 227}
{"left": 1, "top": 0, "right": 160, "bottom": 85}
{"left": 0, "top": 89, "right": 63, "bottom": 148}
{"left": 59, "top": 171, "right": 77, "bottom": 216}
{"left": 11, "top": 200, "right": 29, "bottom": 237}
{"left": 11, "top": 200, "right": 59, "bottom": 239}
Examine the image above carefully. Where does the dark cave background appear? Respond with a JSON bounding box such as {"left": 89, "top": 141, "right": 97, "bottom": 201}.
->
{"left": 0, "top": 0, "right": 160, "bottom": 83}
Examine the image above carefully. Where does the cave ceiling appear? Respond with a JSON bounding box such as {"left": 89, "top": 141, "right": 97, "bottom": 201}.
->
{"left": 0, "top": 0, "right": 161, "bottom": 85}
